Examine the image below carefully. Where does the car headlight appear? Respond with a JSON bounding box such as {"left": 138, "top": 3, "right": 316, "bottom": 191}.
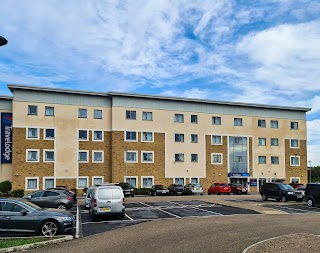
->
{"left": 60, "top": 216, "right": 73, "bottom": 221}
{"left": 288, "top": 192, "right": 294, "bottom": 195}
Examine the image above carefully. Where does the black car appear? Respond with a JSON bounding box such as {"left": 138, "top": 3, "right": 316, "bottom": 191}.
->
{"left": 305, "top": 183, "right": 320, "bottom": 207}
{"left": 260, "top": 182, "right": 304, "bottom": 202}
{"left": 22, "top": 190, "right": 74, "bottom": 210}
{"left": 168, "top": 184, "right": 184, "bottom": 195}
{"left": 115, "top": 182, "right": 134, "bottom": 197}
{"left": 149, "top": 185, "right": 169, "bottom": 196}
{"left": 46, "top": 187, "right": 77, "bottom": 204}
{"left": 0, "top": 198, "right": 75, "bottom": 236}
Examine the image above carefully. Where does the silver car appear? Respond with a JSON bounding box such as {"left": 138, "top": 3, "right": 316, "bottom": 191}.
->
{"left": 85, "top": 187, "right": 95, "bottom": 209}
{"left": 89, "top": 185, "right": 125, "bottom": 220}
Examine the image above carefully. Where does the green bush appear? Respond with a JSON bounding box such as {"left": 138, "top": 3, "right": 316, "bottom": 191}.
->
{"left": 0, "top": 180, "right": 12, "bottom": 193}
{"left": 134, "top": 188, "right": 151, "bottom": 195}
{"left": 12, "top": 189, "right": 24, "bottom": 198}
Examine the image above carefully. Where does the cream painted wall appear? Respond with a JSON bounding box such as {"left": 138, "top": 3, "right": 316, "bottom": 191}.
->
{"left": 0, "top": 164, "right": 12, "bottom": 182}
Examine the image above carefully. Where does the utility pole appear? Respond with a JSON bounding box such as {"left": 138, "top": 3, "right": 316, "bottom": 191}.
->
{"left": 309, "top": 160, "right": 312, "bottom": 183}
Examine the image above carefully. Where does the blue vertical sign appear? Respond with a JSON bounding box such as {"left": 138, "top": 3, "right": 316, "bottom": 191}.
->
{"left": 1, "top": 113, "right": 12, "bottom": 163}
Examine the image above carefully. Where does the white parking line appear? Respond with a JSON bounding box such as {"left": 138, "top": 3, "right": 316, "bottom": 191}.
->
{"left": 157, "top": 208, "right": 181, "bottom": 218}
{"left": 125, "top": 213, "right": 134, "bottom": 220}
{"left": 140, "top": 202, "right": 152, "bottom": 207}
{"left": 191, "top": 206, "right": 223, "bottom": 215}
{"left": 275, "top": 206, "right": 309, "bottom": 212}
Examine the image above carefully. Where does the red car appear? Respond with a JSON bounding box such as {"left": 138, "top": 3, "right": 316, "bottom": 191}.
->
{"left": 229, "top": 183, "right": 248, "bottom": 194}
{"left": 208, "top": 183, "right": 231, "bottom": 195}
{"left": 289, "top": 183, "right": 305, "bottom": 189}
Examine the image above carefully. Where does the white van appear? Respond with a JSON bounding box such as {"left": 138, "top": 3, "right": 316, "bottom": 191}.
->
{"left": 89, "top": 185, "right": 125, "bottom": 220}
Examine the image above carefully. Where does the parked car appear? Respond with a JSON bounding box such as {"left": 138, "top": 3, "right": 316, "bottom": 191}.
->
{"left": 295, "top": 186, "right": 305, "bottom": 200}
{"left": 229, "top": 183, "right": 248, "bottom": 194}
{"left": 89, "top": 184, "right": 125, "bottom": 221}
{"left": 289, "top": 183, "right": 305, "bottom": 189}
{"left": 22, "top": 190, "right": 74, "bottom": 210}
{"left": 305, "top": 183, "right": 320, "bottom": 207}
{"left": 0, "top": 198, "right": 75, "bottom": 236}
{"left": 150, "top": 185, "right": 169, "bottom": 196}
{"left": 168, "top": 184, "right": 184, "bottom": 195}
{"left": 46, "top": 187, "right": 77, "bottom": 204}
{"left": 260, "top": 182, "right": 304, "bottom": 202}
{"left": 208, "top": 183, "right": 231, "bottom": 195}
{"left": 85, "top": 186, "right": 95, "bottom": 209}
{"left": 182, "top": 183, "right": 204, "bottom": 195}
{"left": 114, "top": 182, "right": 134, "bottom": 197}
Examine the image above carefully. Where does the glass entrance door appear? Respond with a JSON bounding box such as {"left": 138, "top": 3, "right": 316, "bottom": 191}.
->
{"left": 230, "top": 178, "right": 247, "bottom": 186}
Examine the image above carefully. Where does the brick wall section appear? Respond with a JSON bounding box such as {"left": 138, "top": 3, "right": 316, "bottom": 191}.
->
{"left": 12, "top": 128, "right": 54, "bottom": 191}
{"left": 285, "top": 139, "right": 308, "bottom": 185}
{"left": 79, "top": 131, "right": 112, "bottom": 183}
{"left": 202, "top": 135, "right": 228, "bottom": 191}
{"left": 56, "top": 179, "right": 76, "bottom": 191}
{"left": 111, "top": 131, "right": 170, "bottom": 187}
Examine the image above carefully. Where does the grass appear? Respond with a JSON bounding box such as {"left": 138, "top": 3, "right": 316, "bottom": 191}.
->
{"left": 0, "top": 237, "right": 55, "bottom": 249}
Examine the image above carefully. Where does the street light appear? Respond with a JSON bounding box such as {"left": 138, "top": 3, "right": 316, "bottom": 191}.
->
{"left": 309, "top": 160, "right": 312, "bottom": 183}
{"left": 0, "top": 36, "right": 8, "bottom": 46}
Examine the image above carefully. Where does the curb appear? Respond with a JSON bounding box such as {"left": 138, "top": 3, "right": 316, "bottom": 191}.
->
{"left": 0, "top": 235, "right": 74, "bottom": 252}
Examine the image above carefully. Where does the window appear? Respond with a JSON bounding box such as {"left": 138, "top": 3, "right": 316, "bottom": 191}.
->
{"left": 126, "top": 110, "right": 136, "bottom": 120}
{"left": 291, "top": 122, "right": 298, "bottom": 130}
{"left": 78, "top": 151, "right": 88, "bottom": 162}
{"left": 44, "top": 178, "right": 54, "bottom": 189}
{"left": 271, "top": 138, "right": 278, "bottom": 146}
{"left": 78, "top": 130, "right": 88, "bottom": 140}
{"left": 290, "top": 139, "right": 299, "bottom": 148}
{"left": 190, "top": 178, "right": 199, "bottom": 184}
{"left": 234, "top": 118, "right": 243, "bottom": 126}
{"left": 125, "top": 151, "right": 138, "bottom": 163}
{"left": 258, "top": 119, "right": 266, "bottom": 128}
{"left": 142, "top": 132, "right": 153, "bottom": 142}
{"left": 142, "top": 177, "right": 154, "bottom": 188}
{"left": 141, "top": 152, "right": 154, "bottom": 163}
{"left": 28, "top": 105, "right": 37, "bottom": 115}
{"left": 212, "top": 116, "right": 221, "bottom": 125}
{"left": 175, "top": 134, "right": 184, "bottom": 142}
{"left": 191, "top": 115, "right": 198, "bottom": 123}
{"left": 45, "top": 129, "right": 55, "bottom": 139}
{"left": 94, "top": 109, "right": 102, "bottom": 119}
{"left": 258, "top": 156, "right": 266, "bottom": 164}
{"left": 211, "top": 154, "right": 222, "bottom": 164}
{"left": 44, "top": 150, "right": 54, "bottom": 162}
{"left": 26, "top": 177, "right": 39, "bottom": 190}
{"left": 78, "top": 108, "right": 87, "bottom": 118}
{"left": 93, "top": 177, "right": 103, "bottom": 186}
{"left": 234, "top": 156, "right": 243, "bottom": 163}
{"left": 270, "top": 120, "right": 278, "bottom": 129}
{"left": 78, "top": 178, "right": 88, "bottom": 188}
{"left": 174, "top": 178, "right": 185, "bottom": 185}
{"left": 175, "top": 153, "right": 184, "bottom": 162}
{"left": 125, "top": 177, "right": 137, "bottom": 188}
{"left": 142, "top": 112, "right": 152, "bottom": 121}
{"left": 27, "top": 128, "right": 38, "bottom": 139}
{"left": 45, "top": 106, "right": 54, "bottom": 116}
{"left": 93, "top": 151, "right": 103, "bottom": 162}
{"left": 290, "top": 156, "right": 300, "bottom": 166}
{"left": 271, "top": 156, "right": 279, "bottom": 164}
{"left": 191, "top": 134, "right": 198, "bottom": 143}
{"left": 26, "top": 150, "right": 39, "bottom": 162}
{"left": 212, "top": 135, "right": 222, "bottom": 145}
{"left": 258, "top": 138, "right": 266, "bottom": 146}
{"left": 174, "top": 114, "right": 184, "bottom": 123}
{"left": 93, "top": 131, "right": 103, "bottom": 141}
{"left": 125, "top": 131, "right": 137, "bottom": 141}
{"left": 191, "top": 154, "right": 198, "bottom": 162}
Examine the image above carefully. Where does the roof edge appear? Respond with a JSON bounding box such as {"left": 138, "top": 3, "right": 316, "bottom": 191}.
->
{"left": 0, "top": 95, "right": 13, "bottom": 100}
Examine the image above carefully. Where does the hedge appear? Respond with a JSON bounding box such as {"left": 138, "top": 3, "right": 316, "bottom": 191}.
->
{"left": 0, "top": 180, "right": 12, "bottom": 193}
{"left": 12, "top": 189, "right": 24, "bottom": 198}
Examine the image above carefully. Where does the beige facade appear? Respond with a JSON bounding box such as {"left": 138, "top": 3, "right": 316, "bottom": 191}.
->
{"left": 0, "top": 85, "right": 311, "bottom": 193}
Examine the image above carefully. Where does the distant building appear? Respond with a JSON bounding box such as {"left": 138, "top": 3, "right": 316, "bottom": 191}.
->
{"left": 0, "top": 84, "right": 311, "bottom": 193}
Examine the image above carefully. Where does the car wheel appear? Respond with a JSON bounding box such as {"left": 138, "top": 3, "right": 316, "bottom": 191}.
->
{"left": 281, "top": 195, "right": 288, "bottom": 202}
{"left": 56, "top": 204, "right": 66, "bottom": 210}
{"left": 216, "top": 190, "right": 220, "bottom": 195}
{"left": 131, "top": 193, "right": 134, "bottom": 197}
{"left": 227, "top": 193, "right": 230, "bottom": 195}
{"left": 119, "top": 213, "right": 125, "bottom": 220}
{"left": 200, "top": 193, "right": 203, "bottom": 195}
{"left": 189, "top": 190, "right": 193, "bottom": 195}
{"left": 40, "top": 220, "right": 59, "bottom": 237}
{"left": 208, "top": 191, "right": 211, "bottom": 195}
{"left": 307, "top": 198, "right": 315, "bottom": 207}
{"left": 262, "top": 193, "right": 268, "bottom": 201}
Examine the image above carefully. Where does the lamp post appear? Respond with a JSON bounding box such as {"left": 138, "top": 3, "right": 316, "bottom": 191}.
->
{"left": 0, "top": 36, "right": 8, "bottom": 46}
{"left": 309, "top": 160, "right": 312, "bottom": 183}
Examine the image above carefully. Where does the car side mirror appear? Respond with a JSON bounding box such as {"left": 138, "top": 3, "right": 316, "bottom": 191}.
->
{"left": 21, "top": 209, "right": 28, "bottom": 216}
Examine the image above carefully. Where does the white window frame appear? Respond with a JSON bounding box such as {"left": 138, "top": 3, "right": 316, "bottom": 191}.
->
{"left": 94, "top": 109, "right": 102, "bottom": 119}
{"left": 175, "top": 133, "right": 185, "bottom": 142}
{"left": 258, "top": 119, "right": 266, "bottom": 128}
{"left": 270, "top": 120, "right": 278, "bottom": 129}
{"left": 78, "top": 108, "right": 87, "bottom": 118}
{"left": 124, "top": 176, "right": 138, "bottom": 188}
{"left": 258, "top": 156, "right": 267, "bottom": 164}
{"left": 258, "top": 138, "right": 266, "bottom": 146}
{"left": 141, "top": 176, "right": 154, "bottom": 188}
{"left": 290, "top": 139, "right": 300, "bottom": 148}
{"left": 234, "top": 118, "right": 243, "bottom": 126}
{"left": 290, "top": 177, "right": 301, "bottom": 183}
{"left": 126, "top": 110, "right": 136, "bottom": 120}
{"left": 191, "top": 154, "right": 198, "bottom": 163}
{"left": 190, "top": 178, "right": 200, "bottom": 184}
{"left": 26, "top": 127, "right": 39, "bottom": 140}
{"left": 78, "top": 150, "right": 89, "bottom": 163}
{"left": 191, "top": 115, "right": 198, "bottom": 124}
{"left": 141, "top": 132, "right": 154, "bottom": 142}
{"left": 142, "top": 111, "right": 153, "bottom": 121}
{"left": 191, "top": 134, "right": 198, "bottom": 143}
{"left": 26, "top": 149, "right": 39, "bottom": 162}
{"left": 92, "top": 150, "right": 104, "bottom": 163}
{"left": 175, "top": 153, "right": 185, "bottom": 162}
{"left": 78, "top": 130, "right": 89, "bottom": 141}
{"left": 173, "top": 178, "right": 185, "bottom": 185}
{"left": 92, "top": 130, "right": 104, "bottom": 142}
{"left": 78, "top": 177, "right": 89, "bottom": 189}
{"left": 28, "top": 105, "right": 38, "bottom": 115}
{"left": 212, "top": 116, "right": 221, "bottom": 125}
{"left": 43, "top": 177, "right": 55, "bottom": 189}
{"left": 124, "top": 150, "right": 138, "bottom": 163}
{"left": 45, "top": 106, "right": 54, "bottom": 116}
{"left": 290, "top": 155, "right": 300, "bottom": 166}
{"left": 44, "top": 128, "right": 55, "bottom": 140}
{"left": 271, "top": 156, "right": 279, "bottom": 165}
{"left": 290, "top": 121, "right": 298, "bottom": 130}
{"left": 174, "top": 114, "right": 184, "bottom": 123}
{"left": 141, "top": 151, "right": 154, "bottom": 163}
{"left": 92, "top": 176, "right": 104, "bottom": 187}
{"left": 211, "top": 135, "right": 222, "bottom": 145}
{"left": 211, "top": 153, "right": 223, "bottom": 164}
{"left": 125, "top": 131, "right": 138, "bottom": 142}
{"left": 271, "top": 138, "right": 278, "bottom": 146}
{"left": 25, "top": 177, "right": 39, "bottom": 191}
{"left": 43, "top": 149, "right": 55, "bottom": 162}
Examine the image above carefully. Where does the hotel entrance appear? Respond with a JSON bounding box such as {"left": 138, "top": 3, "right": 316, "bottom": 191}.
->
{"left": 229, "top": 178, "right": 247, "bottom": 187}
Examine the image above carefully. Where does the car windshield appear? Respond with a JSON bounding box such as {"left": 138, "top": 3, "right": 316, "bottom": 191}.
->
{"left": 20, "top": 199, "right": 43, "bottom": 211}
{"left": 193, "top": 184, "right": 202, "bottom": 187}
{"left": 220, "top": 184, "right": 229, "bottom": 186}
{"left": 279, "top": 184, "right": 294, "bottom": 190}
{"left": 155, "top": 185, "right": 166, "bottom": 189}
{"left": 232, "top": 183, "right": 242, "bottom": 186}
{"left": 119, "top": 183, "right": 131, "bottom": 189}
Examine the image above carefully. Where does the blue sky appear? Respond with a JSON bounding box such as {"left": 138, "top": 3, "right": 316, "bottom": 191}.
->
{"left": 0, "top": 0, "right": 319, "bottom": 165}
